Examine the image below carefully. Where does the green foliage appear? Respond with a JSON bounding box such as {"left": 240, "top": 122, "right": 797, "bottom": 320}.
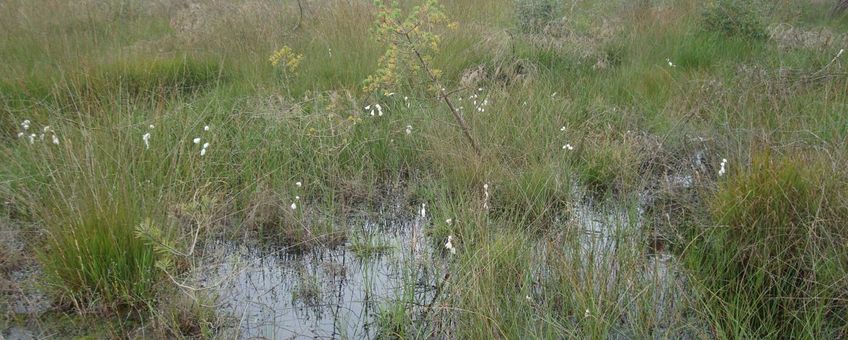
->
{"left": 349, "top": 232, "right": 393, "bottom": 258}
{"left": 13, "top": 125, "right": 167, "bottom": 311}
{"left": 3, "top": 0, "right": 848, "bottom": 337}
{"left": 81, "top": 56, "right": 224, "bottom": 100}
{"left": 1, "top": 56, "right": 224, "bottom": 123}
{"left": 375, "top": 300, "right": 412, "bottom": 338}
{"left": 702, "top": 0, "right": 767, "bottom": 40}
{"left": 514, "top": 0, "right": 561, "bottom": 33}
{"left": 490, "top": 163, "right": 570, "bottom": 229}
{"left": 452, "top": 232, "right": 536, "bottom": 338}
{"left": 41, "top": 194, "right": 158, "bottom": 310}
{"left": 688, "top": 152, "right": 848, "bottom": 337}
{"left": 153, "top": 292, "right": 219, "bottom": 338}
{"left": 575, "top": 137, "right": 639, "bottom": 197}
{"left": 364, "top": 0, "right": 456, "bottom": 94}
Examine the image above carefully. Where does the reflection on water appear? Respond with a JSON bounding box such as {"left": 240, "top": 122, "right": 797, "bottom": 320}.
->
{"left": 199, "top": 212, "right": 439, "bottom": 339}
{"left": 198, "top": 187, "right": 696, "bottom": 338}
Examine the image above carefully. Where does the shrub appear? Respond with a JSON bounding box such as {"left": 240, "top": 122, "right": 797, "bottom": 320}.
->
{"left": 701, "top": 0, "right": 767, "bottom": 40}
{"left": 515, "top": 0, "right": 562, "bottom": 34}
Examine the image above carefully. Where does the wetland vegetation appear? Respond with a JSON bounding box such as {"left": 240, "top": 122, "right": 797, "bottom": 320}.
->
{"left": 2, "top": 0, "right": 848, "bottom": 338}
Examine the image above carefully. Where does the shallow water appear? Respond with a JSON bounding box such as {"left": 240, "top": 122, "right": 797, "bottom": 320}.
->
{"left": 529, "top": 188, "right": 699, "bottom": 337}
{"left": 198, "top": 212, "right": 440, "bottom": 339}
{"left": 198, "top": 187, "right": 694, "bottom": 338}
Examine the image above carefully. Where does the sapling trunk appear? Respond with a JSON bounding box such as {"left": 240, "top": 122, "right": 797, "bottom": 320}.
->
{"left": 402, "top": 31, "right": 482, "bottom": 156}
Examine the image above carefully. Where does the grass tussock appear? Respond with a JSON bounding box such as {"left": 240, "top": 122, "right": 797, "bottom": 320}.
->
{"left": 82, "top": 57, "right": 224, "bottom": 99}
{"left": 687, "top": 150, "right": 848, "bottom": 338}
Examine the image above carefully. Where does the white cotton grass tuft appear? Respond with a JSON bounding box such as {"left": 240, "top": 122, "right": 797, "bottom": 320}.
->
{"left": 193, "top": 137, "right": 202, "bottom": 144}
{"left": 405, "top": 125, "right": 412, "bottom": 135}
{"left": 444, "top": 235, "right": 456, "bottom": 255}
{"left": 471, "top": 94, "right": 489, "bottom": 113}
{"left": 200, "top": 142, "right": 210, "bottom": 156}
{"left": 142, "top": 133, "right": 151, "bottom": 149}
{"left": 563, "top": 144, "right": 574, "bottom": 151}
{"left": 420, "top": 203, "right": 426, "bottom": 218}
{"left": 483, "top": 183, "right": 490, "bottom": 211}
{"left": 666, "top": 58, "right": 676, "bottom": 67}
{"left": 365, "top": 103, "right": 384, "bottom": 116}
{"left": 718, "top": 158, "right": 728, "bottom": 177}
{"left": 16, "top": 121, "right": 60, "bottom": 146}
{"left": 204, "top": 125, "right": 210, "bottom": 131}
{"left": 445, "top": 218, "right": 452, "bottom": 225}
{"left": 295, "top": 181, "right": 302, "bottom": 187}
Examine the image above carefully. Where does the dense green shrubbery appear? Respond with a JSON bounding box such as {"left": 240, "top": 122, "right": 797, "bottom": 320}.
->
{"left": 702, "top": 0, "right": 767, "bottom": 39}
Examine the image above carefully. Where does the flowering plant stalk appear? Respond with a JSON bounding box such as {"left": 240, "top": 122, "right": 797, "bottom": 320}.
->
{"left": 269, "top": 45, "right": 304, "bottom": 98}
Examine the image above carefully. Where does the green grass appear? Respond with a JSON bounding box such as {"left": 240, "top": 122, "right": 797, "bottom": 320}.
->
{"left": 349, "top": 232, "right": 393, "bottom": 258}
{"left": 1, "top": 0, "right": 848, "bottom": 337}
{"left": 684, "top": 150, "right": 848, "bottom": 338}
